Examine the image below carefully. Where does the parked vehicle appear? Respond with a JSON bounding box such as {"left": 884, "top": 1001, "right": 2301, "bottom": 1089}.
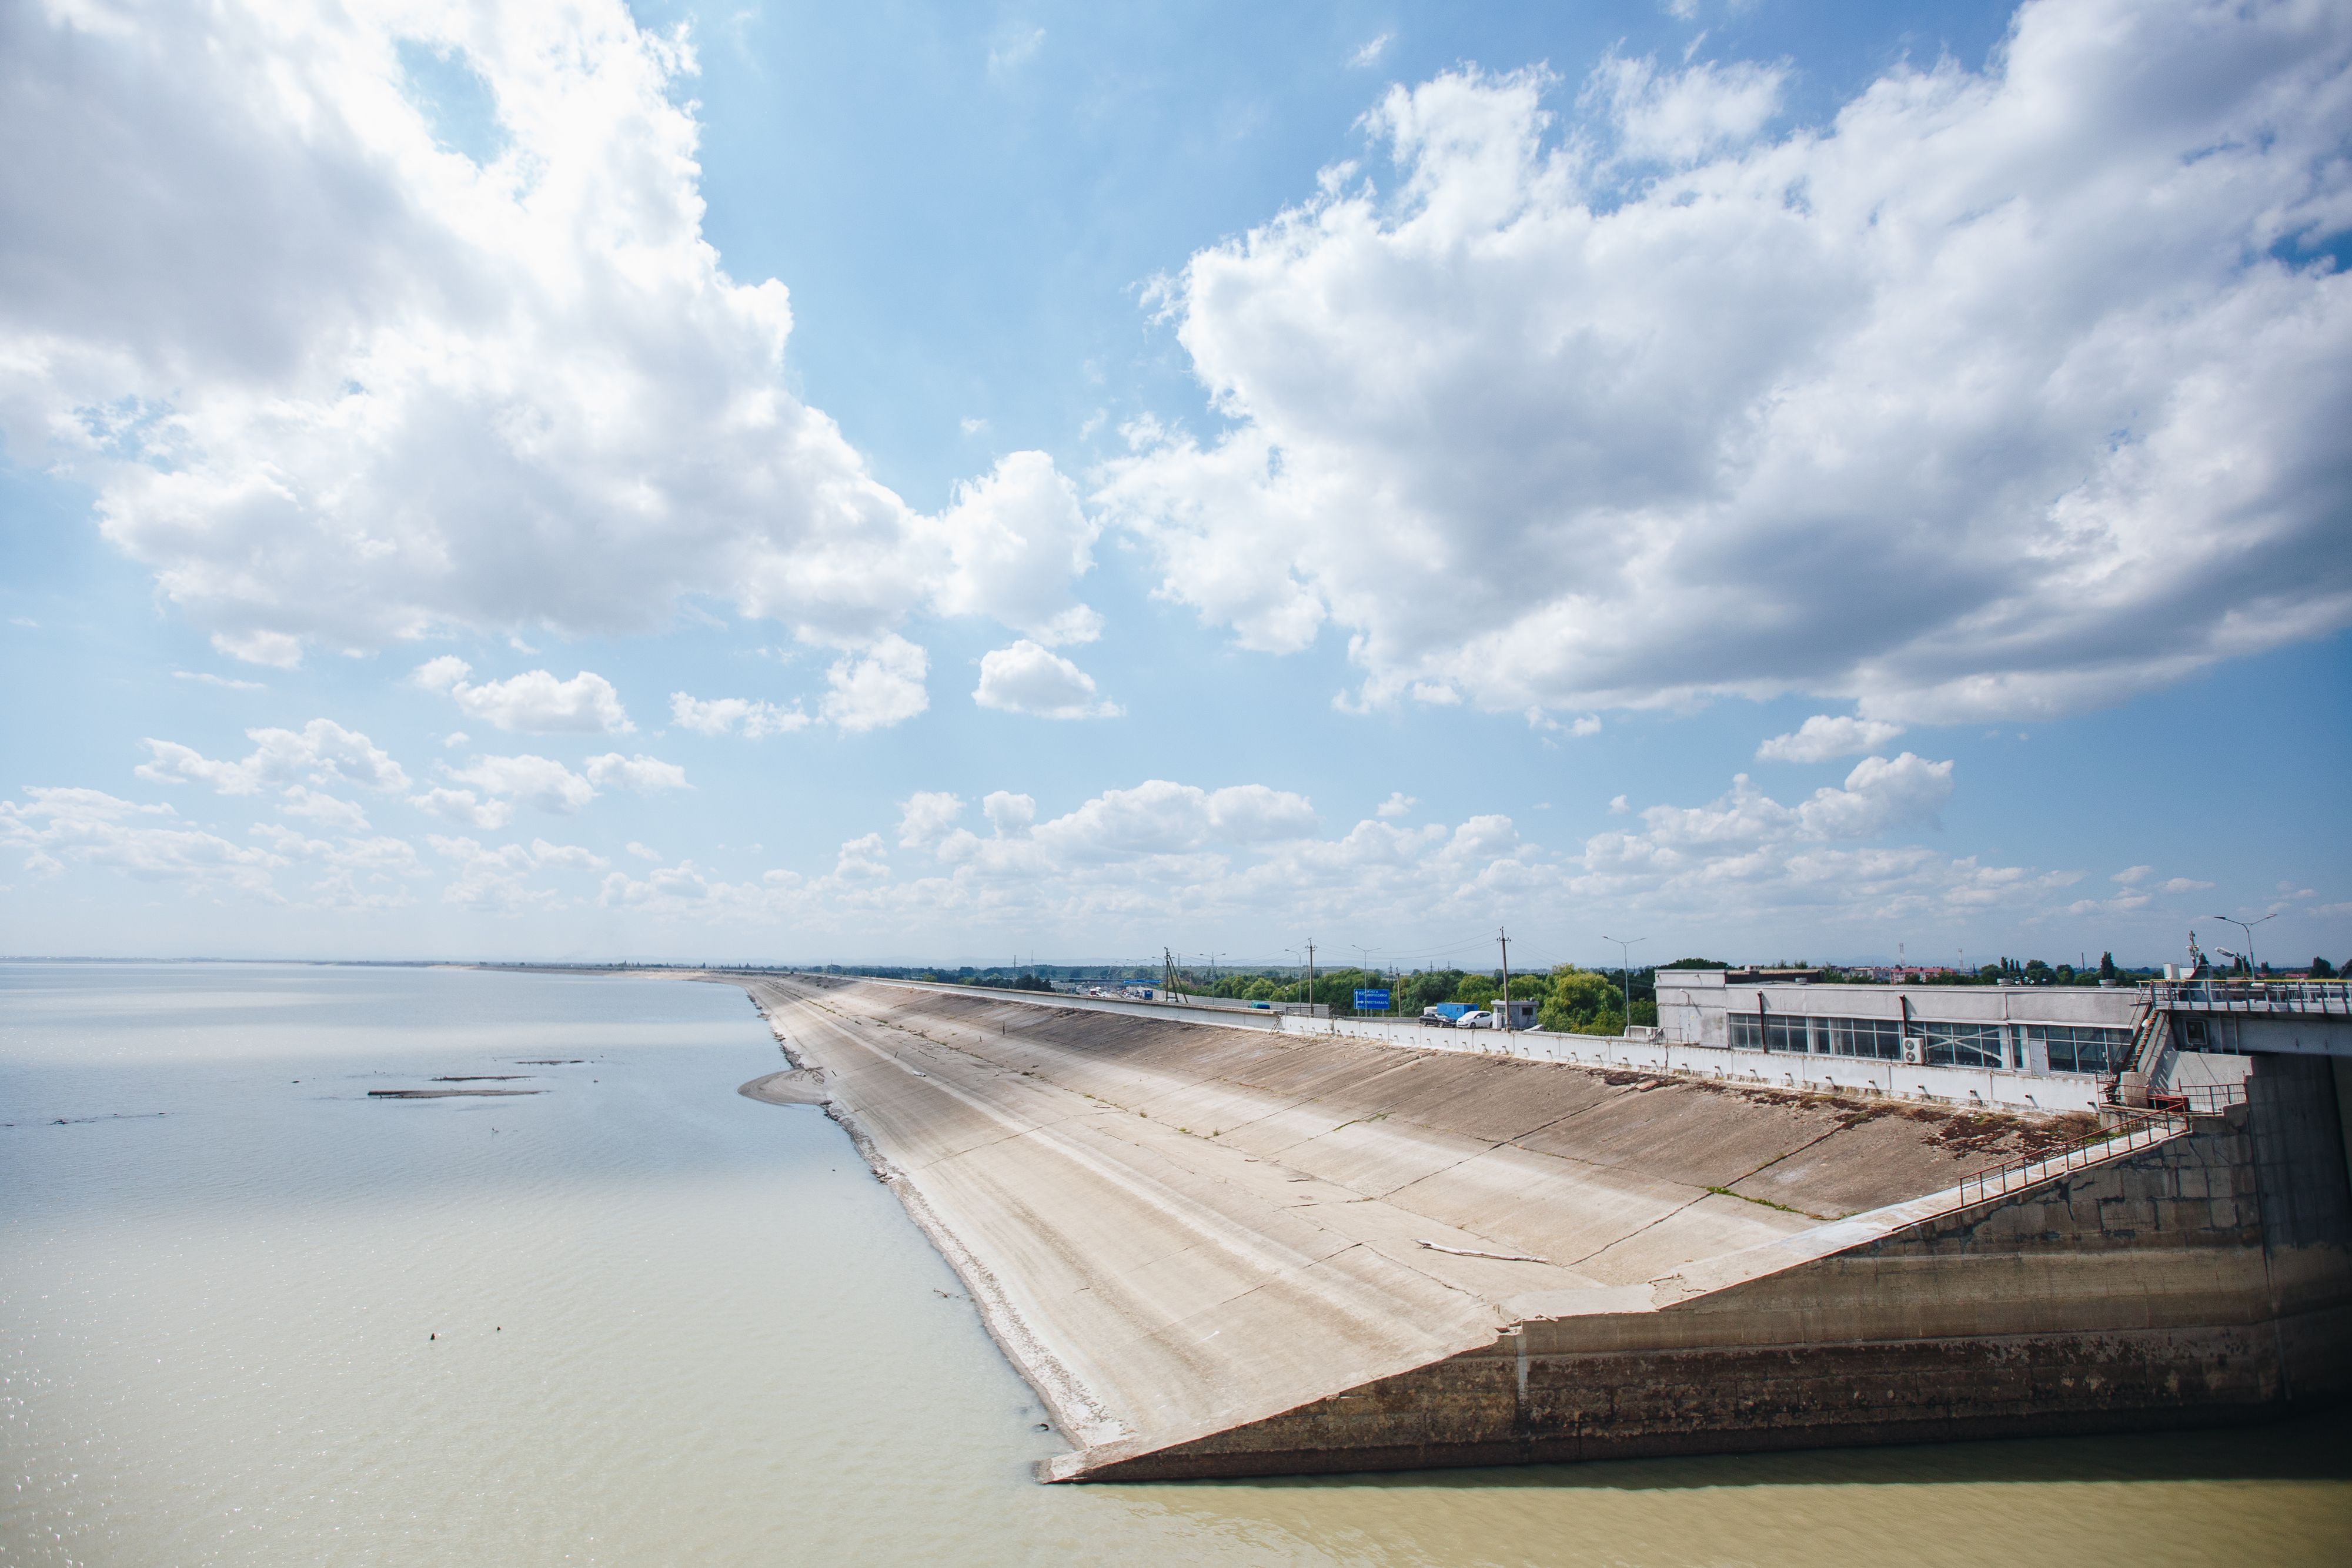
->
{"left": 1421, "top": 1002, "right": 1478, "bottom": 1027}
{"left": 1454, "top": 1009, "right": 1495, "bottom": 1029}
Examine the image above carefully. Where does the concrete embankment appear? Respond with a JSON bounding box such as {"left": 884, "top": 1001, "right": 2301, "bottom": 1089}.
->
{"left": 741, "top": 976, "right": 2352, "bottom": 1480}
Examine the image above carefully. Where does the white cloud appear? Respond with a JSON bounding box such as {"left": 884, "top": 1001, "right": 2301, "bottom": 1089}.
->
{"left": 988, "top": 25, "right": 1045, "bottom": 74}
{"left": 246, "top": 823, "right": 426, "bottom": 908}
{"left": 972, "top": 640, "right": 1122, "bottom": 719}
{"left": 2161, "top": 877, "right": 2216, "bottom": 894}
{"left": 276, "top": 786, "right": 370, "bottom": 833}
{"left": 626, "top": 841, "right": 662, "bottom": 862}
{"left": 2113, "top": 865, "right": 2154, "bottom": 885}
{"left": 983, "top": 790, "right": 1037, "bottom": 837}
{"left": 897, "top": 791, "right": 965, "bottom": 850}
{"left": 1, "top": 2, "right": 1093, "bottom": 671}
{"left": 1608, "top": 793, "right": 1629, "bottom": 814}
{"left": 583, "top": 753, "right": 689, "bottom": 793}
{"left": 821, "top": 635, "right": 929, "bottom": 733}
{"left": 445, "top": 754, "right": 597, "bottom": 814}
{"left": 1376, "top": 791, "right": 1417, "bottom": 818}
{"left": 0, "top": 787, "right": 281, "bottom": 897}
{"left": 1349, "top": 32, "right": 1394, "bottom": 69}
{"left": 427, "top": 834, "right": 606, "bottom": 911}
{"left": 443, "top": 732, "right": 468, "bottom": 748}
{"left": 1019, "top": 780, "right": 1318, "bottom": 862}
{"left": 137, "top": 720, "right": 410, "bottom": 796}
{"left": 410, "top": 788, "right": 512, "bottom": 830}
{"left": 1758, "top": 714, "right": 1909, "bottom": 764}
{"left": 415, "top": 659, "right": 633, "bottom": 734}
{"left": 172, "top": 670, "right": 266, "bottom": 691}
{"left": 1584, "top": 52, "right": 1785, "bottom": 165}
{"left": 1096, "top": 1, "right": 2352, "bottom": 724}
{"left": 668, "top": 692, "right": 810, "bottom": 738}
{"left": 1637, "top": 753, "right": 1955, "bottom": 847}
{"left": 928, "top": 452, "right": 1103, "bottom": 646}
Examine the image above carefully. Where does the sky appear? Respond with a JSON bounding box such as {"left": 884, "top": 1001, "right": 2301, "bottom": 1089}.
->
{"left": 2, "top": 0, "right": 2348, "bottom": 971}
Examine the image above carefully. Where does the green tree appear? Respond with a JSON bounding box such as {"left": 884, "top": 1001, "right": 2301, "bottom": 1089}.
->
{"left": 1539, "top": 966, "right": 1619, "bottom": 1033}
{"left": 2099, "top": 951, "right": 2117, "bottom": 980}
{"left": 2311, "top": 957, "right": 2336, "bottom": 978}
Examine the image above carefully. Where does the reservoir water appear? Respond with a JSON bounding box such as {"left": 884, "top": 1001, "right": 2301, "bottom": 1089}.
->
{"left": 4, "top": 961, "right": 2347, "bottom": 1566}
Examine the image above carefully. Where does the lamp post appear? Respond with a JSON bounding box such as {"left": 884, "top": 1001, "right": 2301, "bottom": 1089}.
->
{"left": 2209, "top": 913, "right": 2278, "bottom": 975}
{"left": 1601, "top": 934, "right": 1646, "bottom": 1030}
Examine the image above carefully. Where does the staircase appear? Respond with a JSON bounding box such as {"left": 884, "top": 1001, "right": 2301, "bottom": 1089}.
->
{"left": 2104, "top": 1002, "right": 2173, "bottom": 1106}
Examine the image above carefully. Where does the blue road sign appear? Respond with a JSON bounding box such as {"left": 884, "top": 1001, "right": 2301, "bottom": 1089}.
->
{"left": 1354, "top": 988, "right": 1392, "bottom": 1011}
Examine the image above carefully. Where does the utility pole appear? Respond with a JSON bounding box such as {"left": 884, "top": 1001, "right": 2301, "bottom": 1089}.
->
{"left": 1602, "top": 934, "right": 1647, "bottom": 1030}
{"left": 1307, "top": 938, "right": 1317, "bottom": 1024}
{"left": 1498, "top": 927, "right": 1511, "bottom": 1032}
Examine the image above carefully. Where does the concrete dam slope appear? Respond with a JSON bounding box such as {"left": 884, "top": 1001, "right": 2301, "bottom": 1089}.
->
{"left": 743, "top": 977, "right": 2352, "bottom": 1481}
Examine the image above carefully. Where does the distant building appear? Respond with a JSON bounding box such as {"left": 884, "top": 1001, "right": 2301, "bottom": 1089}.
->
{"left": 1656, "top": 968, "right": 2144, "bottom": 1076}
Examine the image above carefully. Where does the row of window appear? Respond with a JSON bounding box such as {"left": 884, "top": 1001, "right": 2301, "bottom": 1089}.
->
{"left": 1726, "top": 1014, "right": 2130, "bottom": 1074}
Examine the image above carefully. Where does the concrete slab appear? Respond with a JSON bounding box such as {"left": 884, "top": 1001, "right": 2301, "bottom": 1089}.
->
{"left": 742, "top": 976, "right": 2257, "bottom": 1483}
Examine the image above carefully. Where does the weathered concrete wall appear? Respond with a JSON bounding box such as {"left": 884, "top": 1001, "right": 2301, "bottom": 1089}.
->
{"left": 1081, "top": 1057, "right": 2352, "bottom": 1480}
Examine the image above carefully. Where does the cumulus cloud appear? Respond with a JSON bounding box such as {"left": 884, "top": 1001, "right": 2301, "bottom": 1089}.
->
{"left": 276, "top": 786, "right": 370, "bottom": 833}
{"left": 0, "top": 787, "right": 281, "bottom": 896}
{"left": 669, "top": 692, "right": 810, "bottom": 738}
{"left": 137, "top": 720, "right": 410, "bottom": 795}
{"left": 442, "top": 754, "right": 597, "bottom": 815}
{"left": 820, "top": 636, "right": 928, "bottom": 732}
{"left": 972, "top": 640, "right": 1122, "bottom": 719}
{"left": 1096, "top": 0, "right": 2352, "bottom": 724}
{"left": 897, "top": 791, "right": 965, "bottom": 850}
{"left": 983, "top": 790, "right": 1037, "bottom": 837}
{"left": 1022, "top": 781, "right": 1318, "bottom": 861}
{"left": 429, "top": 834, "right": 609, "bottom": 911}
{"left": 410, "top": 787, "right": 512, "bottom": 830}
{"left": 928, "top": 453, "right": 1104, "bottom": 647}
{"left": 0, "top": 1, "right": 1094, "bottom": 672}
{"left": 1635, "top": 753, "right": 1955, "bottom": 848}
{"left": 583, "top": 753, "right": 689, "bottom": 793}
{"left": 1584, "top": 52, "right": 1786, "bottom": 165}
{"left": 415, "top": 659, "right": 633, "bottom": 734}
{"left": 1758, "top": 714, "right": 1909, "bottom": 764}
{"left": 1376, "top": 791, "right": 1417, "bottom": 818}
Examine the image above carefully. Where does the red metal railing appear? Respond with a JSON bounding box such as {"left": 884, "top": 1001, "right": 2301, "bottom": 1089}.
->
{"left": 1956, "top": 1109, "right": 2189, "bottom": 1207}
{"left": 2147, "top": 1081, "right": 2249, "bottom": 1115}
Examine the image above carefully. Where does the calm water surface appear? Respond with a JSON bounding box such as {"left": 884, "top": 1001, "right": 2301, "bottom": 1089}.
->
{"left": 3, "top": 962, "right": 2346, "bottom": 1566}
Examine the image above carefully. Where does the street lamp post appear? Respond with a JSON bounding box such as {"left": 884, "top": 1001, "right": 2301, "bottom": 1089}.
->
{"left": 2209, "top": 912, "right": 2278, "bottom": 975}
{"left": 1601, "top": 934, "right": 1647, "bottom": 1031}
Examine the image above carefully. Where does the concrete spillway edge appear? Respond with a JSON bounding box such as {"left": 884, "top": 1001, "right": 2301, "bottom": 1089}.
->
{"left": 751, "top": 992, "right": 1130, "bottom": 1455}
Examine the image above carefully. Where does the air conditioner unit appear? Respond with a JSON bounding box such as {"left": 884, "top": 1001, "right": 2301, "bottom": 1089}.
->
{"left": 1902, "top": 1038, "right": 1925, "bottom": 1065}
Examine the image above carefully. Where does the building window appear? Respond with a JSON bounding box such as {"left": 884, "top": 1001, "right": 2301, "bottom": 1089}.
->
{"left": 1919, "top": 1021, "right": 2006, "bottom": 1069}
{"left": 2024, "top": 1024, "right": 2131, "bottom": 1075}
{"left": 1825, "top": 1017, "right": 1905, "bottom": 1060}
{"left": 1730, "top": 1012, "right": 1905, "bottom": 1058}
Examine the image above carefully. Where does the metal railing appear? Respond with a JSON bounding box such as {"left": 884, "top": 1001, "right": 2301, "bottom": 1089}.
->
{"left": 2148, "top": 1081, "right": 2250, "bottom": 1115}
{"left": 1956, "top": 1109, "right": 2189, "bottom": 1207}
{"left": 2140, "top": 979, "right": 2351, "bottom": 1015}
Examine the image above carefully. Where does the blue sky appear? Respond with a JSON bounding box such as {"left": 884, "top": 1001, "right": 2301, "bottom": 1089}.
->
{"left": 2, "top": 0, "right": 2347, "bottom": 969}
